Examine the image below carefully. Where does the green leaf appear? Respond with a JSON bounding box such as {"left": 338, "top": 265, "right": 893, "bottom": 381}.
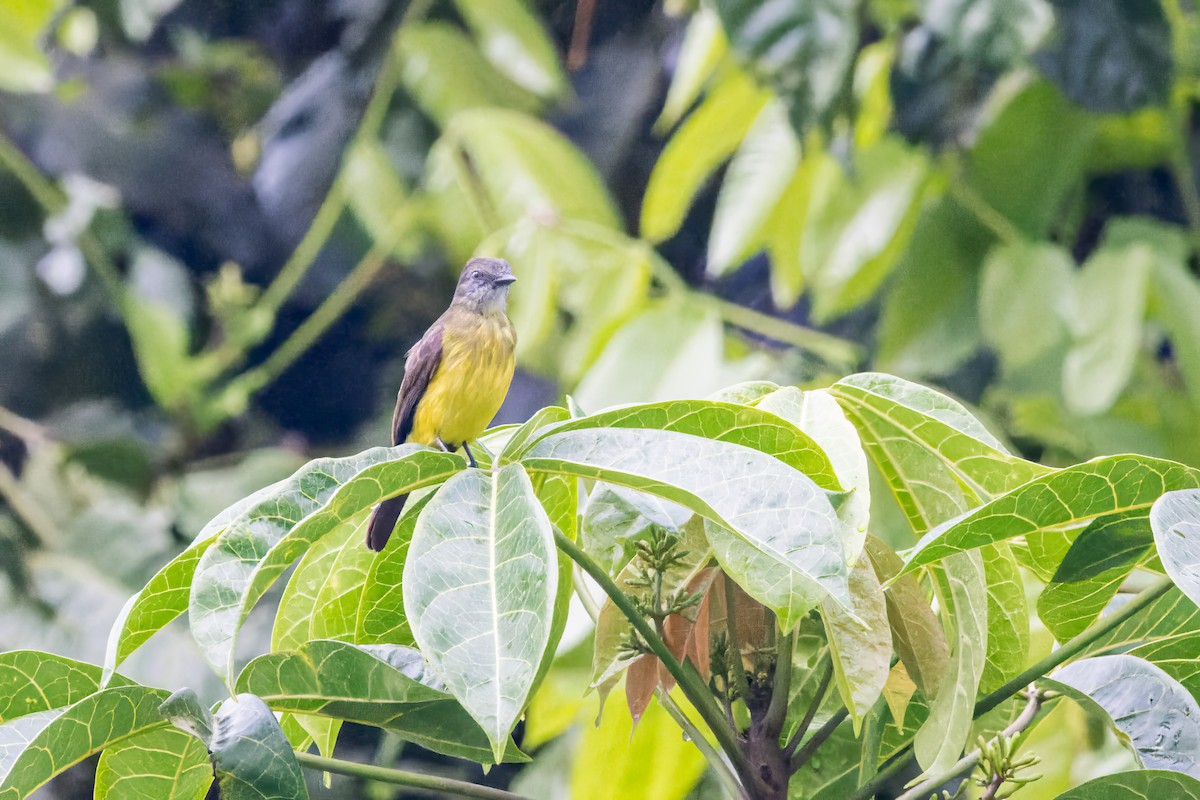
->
{"left": 189, "top": 445, "right": 463, "bottom": 684}
{"left": 524, "top": 426, "right": 851, "bottom": 627}
{"left": 236, "top": 640, "right": 511, "bottom": 764}
{"left": 95, "top": 726, "right": 213, "bottom": 800}
{"left": 499, "top": 406, "right": 571, "bottom": 464}
{"left": 452, "top": 0, "right": 566, "bottom": 98}
{"left": 979, "top": 240, "right": 1074, "bottom": 370}
{"left": 355, "top": 493, "right": 435, "bottom": 647}
{"left": 1062, "top": 236, "right": 1153, "bottom": 416}
{"left": 159, "top": 688, "right": 213, "bottom": 746}
{"left": 805, "top": 138, "right": 931, "bottom": 323}
{"left": 656, "top": 6, "right": 727, "bottom": 130}
{"left": 426, "top": 109, "right": 620, "bottom": 263}
{"left": 0, "top": 685, "right": 170, "bottom": 799}
{"left": 573, "top": 296, "right": 771, "bottom": 410}
{"left": 0, "top": 0, "right": 65, "bottom": 92}
{"left": 1054, "top": 771, "right": 1200, "bottom": 799}
{"left": 210, "top": 694, "right": 309, "bottom": 800}
{"left": 865, "top": 538, "right": 949, "bottom": 699}
{"left": 522, "top": 395, "right": 843, "bottom": 491}
{"left": 1035, "top": 0, "right": 1173, "bottom": 113}
{"left": 403, "top": 464, "right": 558, "bottom": 761}
{"left": 568, "top": 690, "right": 706, "bottom": 800}
{"left": 822, "top": 558, "right": 891, "bottom": 734}
{"left": 756, "top": 387, "right": 870, "bottom": 562}
{"left": 395, "top": 23, "right": 541, "bottom": 126}
{"left": 1153, "top": 489, "right": 1200, "bottom": 609}
{"left": 1083, "top": 587, "right": 1200, "bottom": 659}
{"left": 913, "top": 552, "right": 987, "bottom": 774}
{"left": 343, "top": 139, "right": 411, "bottom": 257}
{"left": 900, "top": 456, "right": 1200, "bottom": 576}
{"left": 711, "top": 0, "right": 858, "bottom": 134}
{"left": 979, "top": 543, "right": 1028, "bottom": 692}
{"left": 1039, "top": 513, "right": 1154, "bottom": 642}
{"left": 582, "top": 485, "right": 691, "bottom": 576}
{"left": 1132, "top": 633, "right": 1200, "bottom": 703}
{"left": 707, "top": 99, "right": 800, "bottom": 276}
{"left": 641, "top": 71, "right": 770, "bottom": 243}
{"left": 1045, "top": 654, "right": 1200, "bottom": 776}
{"left": 829, "top": 372, "right": 1048, "bottom": 534}
{"left": 921, "top": 0, "right": 1052, "bottom": 67}
{"left": 0, "top": 650, "right": 127, "bottom": 722}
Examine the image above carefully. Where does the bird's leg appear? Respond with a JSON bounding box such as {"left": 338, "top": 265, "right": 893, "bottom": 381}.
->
{"left": 462, "top": 442, "right": 479, "bottom": 468}
{"left": 435, "top": 437, "right": 452, "bottom": 453}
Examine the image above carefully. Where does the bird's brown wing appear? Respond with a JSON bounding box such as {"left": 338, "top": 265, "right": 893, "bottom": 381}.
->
{"left": 391, "top": 321, "right": 444, "bottom": 445}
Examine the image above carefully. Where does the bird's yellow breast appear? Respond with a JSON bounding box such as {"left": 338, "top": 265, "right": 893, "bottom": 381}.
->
{"left": 409, "top": 310, "right": 517, "bottom": 446}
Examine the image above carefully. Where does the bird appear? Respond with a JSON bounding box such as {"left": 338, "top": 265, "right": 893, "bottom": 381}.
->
{"left": 365, "top": 257, "right": 518, "bottom": 551}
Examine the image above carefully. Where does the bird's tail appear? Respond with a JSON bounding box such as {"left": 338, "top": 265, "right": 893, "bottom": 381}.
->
{"left": 366, "top": 493, "right": 408, "bottom": 551}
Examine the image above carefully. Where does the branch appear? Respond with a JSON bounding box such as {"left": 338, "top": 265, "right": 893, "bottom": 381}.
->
{"left": 723, "top": 575, "right": 753, "bottom": 719}
{"left": 783, "top": 651, "right": 833, "bottom": 760}
{"left": 764, "top": 629, "right": 793, "bottom": 736}
{"left": 789, "top": 706, "right": 848, "bottom": 773}
{"left": 893, "top": 687, "right": 1043, "bottom": 800}
{"left": 553, "top": 530, "right": 752, "bottom": 781}
{"left": 847, "top": 576, "right": 1175, "bottom": 800}
{"left": 293, "top": 751, "right": 528, "bottom": 800}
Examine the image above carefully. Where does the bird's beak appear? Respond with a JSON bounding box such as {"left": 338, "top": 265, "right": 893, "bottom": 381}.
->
{"left": 494, "top": 276, "right": 517, "bottom": 286}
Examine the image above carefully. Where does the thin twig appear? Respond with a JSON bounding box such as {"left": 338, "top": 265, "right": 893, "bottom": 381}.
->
{"left": 789, "top": 706, "right": 849, "bottom": 773}
{"left": 294, "top": 751, "right": 529, "bottom": 800}
{"left": 783, "top": 651, "right": 833, "bottom": 760}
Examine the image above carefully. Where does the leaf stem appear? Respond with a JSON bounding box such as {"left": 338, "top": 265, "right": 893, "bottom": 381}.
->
{"left": 764, "top": 628, "right": 792, "bottom": 736}
{"left": 572, "top": 566, "right": 601, "bottom": 622}
{"left": 789, "top": 706, "right": 848, "bottom": 773}
{"left": 723, "top": 575, "right": 752, "bottom": 719}
{"left": 847, "top": 575, "right": 1175, "bottom": 800}
{"left": 782, "top": 651, "right": 833, "bottom": 760}
{"left": 947, "top": 180, "right": 1023, "bottom": 246}
{"left": 657, "top": 691, "right": 748, "bottom": 800}
{"left": 0, "top": 459, "right": 62, "bottom": 549}
{"left": 553, "top": 529, "right": 753, "bottom": 782}
{"left": 893, "top": 687, "right": 1043, "bottom": 800}
{"left": 708, "top": 297, "right": 865, "bottom": 367}
{"left": 293, "top": 751, "right": 528, "bottom": 800}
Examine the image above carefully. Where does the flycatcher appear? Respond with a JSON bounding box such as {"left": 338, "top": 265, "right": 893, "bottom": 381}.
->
{"left": 365, "top": 256, "right": 518, "bottom": 551}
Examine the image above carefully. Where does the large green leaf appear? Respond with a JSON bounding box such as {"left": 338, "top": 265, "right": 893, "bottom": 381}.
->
{"left": 822, "top": 558, "right": 891, "bottom": 734}
{"left": 899, "top": 456, "right": 1200, "bottom": 576}
{"left": 865, "top": 538, "right": 949, "bottom": 699}
{"left": 641, "top": 71, "right": 770, "bottom": 243}
{"left": 804, "top": 138, "right": 930, "bottom": 323}
{"left": 189, "top": 445, "right": 463, "bottom": 683}
{"left": 355, "top": 493, "right": 435, "bottom": 647}
{"left": 979, "top": 240, "right": 1074, "bottom": 371}
{"left": 521, "top": 397, "right": 842, "bottom": 491}
{"left": 0, "top": 685, "right": 170, "bottom": 799}
{"left": 656, "top": 6, "right": 727, "bottom": 130}
{"left": 0, "top": 650, "right": 129, "bottom": 722}
{"left": 913, "top": 552, "right": 987, "bottom": 774}
{"left": 921, "top": 0, "right": 1051, "bottom": 66}
{"left": 523, "top": 427, "right": 851, "bottom": 627}
{"left": 1152, "top": 489, "right": 1200, "bottom": 609}
{"left": 95, "top": 726, "right": 212, "bottom": 800}
{"left": 980, "top": 543, "right": 1028, "bottom": 693}
{"left": 210, "top": 694, "right": 309, "bottom": 800}
{"left": 1083, "top": 588, "right": 1200, "bottom": 659}
{"left": 403, "top": 464, "right": 557, "bottom": 762}
{"left": 581, "top": 484, "right": 691, "bottom": 576}
{"left": 452, "top": 0, "right": 565, "bottom": 98}
{"left": 829, "top": 372, "right": 1048, "bottom": 534}
{"left": 1035, "top": 0, "right": 1173, "bottom": 113}
{"left": 103, "top": 476, "right": 274, "bottom": 683}
{"left": 1038, "top": 513, "right": 1154, "bottom": 642}
{"left": 237, "top": 639, "right": 512, "bottom": 763}
{"left": 1132, "top": 633, "right": 1200, "bottom": 702}
{"left": 707, "top": 99, "right": 800, "bottom": 276}
{"left": 1045, "top": 655, "right": 1200, "bottom": 776}
{"left": 1054, "top": 771, "right": 1200, "bottom": 799}
{"left": 756, "top": 387, "right": 870, "bottom": 562}
{"left": 711, "top": 0, "right": 858, "bottom": 134}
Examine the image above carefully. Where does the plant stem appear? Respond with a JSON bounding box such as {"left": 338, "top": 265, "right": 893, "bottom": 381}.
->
{"left": 553, "top": 530, "right": 752, "bottom": 781}
{"left": 848, "top": 576, "right": 1175, "bottom": 800}
{"left": 293, "top": 751, "right": 528, "bottom": 800}
{"left": 947, "top": 180, "right": 1023, "bottom": 246}
{"left": 709, "top": 298, "right": 865, "bottom": 367}
{"left": 764, "top": 629, "right": 792, "bottom": 736}
{"left": 0, "top": 405, "right": 49, "bottom": 444}
{"left": 0, "top": 460, "right": 61, "bottom": 549}
{"left": 782, "top": 651, "right": 833, "bottom": 759}
{"left": 789, "top": 707, "right": 848, "bottom": 772}
{"left": 973, "top": 575, "right": 1174, "bottom": 718}
{"left": 723, "top": 575, "right": 753, "bottom": 717}
{"left": 893, "top": 687, "right": 1043, "bottom": 800}
{"left": 658, "top": 692, "right": 747, "bottom": 800}
{"left": 572, "top": 566, "right": 601, "bottom": 622}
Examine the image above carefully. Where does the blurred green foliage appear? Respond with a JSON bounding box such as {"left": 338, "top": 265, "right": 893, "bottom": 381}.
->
{"left": 2, "top": 0, "right": 1200, "bottom": 797}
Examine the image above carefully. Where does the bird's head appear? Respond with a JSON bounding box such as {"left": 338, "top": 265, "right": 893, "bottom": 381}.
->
{"left": 452, "top": 257, "right": 517, "bottom": 315}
